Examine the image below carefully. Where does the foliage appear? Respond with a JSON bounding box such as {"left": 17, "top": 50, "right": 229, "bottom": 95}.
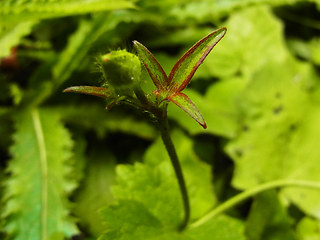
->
{"left": 3, "top": 109, "right": 78, "bottom": 240}
{"left": 1, "top": 0, "right": 320, "bottom": 240}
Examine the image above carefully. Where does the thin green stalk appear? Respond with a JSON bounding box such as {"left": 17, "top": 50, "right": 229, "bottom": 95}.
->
{"left": 158, "top": 109, "right": 190, "bottom": 231}
{"left": 134, "top": 86, "right": 149, "bottom": 107}
{"left": 189, "top": 179, "right": 320, "bottom": 229}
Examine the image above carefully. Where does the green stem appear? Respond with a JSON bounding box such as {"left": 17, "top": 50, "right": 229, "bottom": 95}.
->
{"left": 134, "top": 86, "right": 149, "bottom": 107}
{"left": 189, "top": 179, "right": 320, "bottom": 229}
{"left": 158, "top": 108, "right": 190, "bottom": 231}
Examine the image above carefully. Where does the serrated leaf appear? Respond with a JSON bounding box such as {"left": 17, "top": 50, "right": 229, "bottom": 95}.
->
{"left": 100, "top": 200, "right": 245, "bottom": 240}
{"left": 112, "top": 130, "right": 216, "bottom": 224}
{"left": 133, "top": 40, "right": 168, "bottom": 90}
{"left": 168, "top": 27, "right": 226, "bottom": 93}
{"left": 169, "top": 92, "right": 206, "bottom": 129}
{"left": 63, "top": 86, "right": 111, "bottom": 98}
{"left": 100, "top": 200, "right": 163, "bottom": 240}
{"left": 0, "top": 0, "right": 135, "bottom": 23}
{"left": 100, "top": 130, "right": 245, "bottom": 240}
{"left": 2, "top": 108, "right": 78, "bottom": 240}
{"left": 112, "top": 161, "right": 182, "bottom": 226}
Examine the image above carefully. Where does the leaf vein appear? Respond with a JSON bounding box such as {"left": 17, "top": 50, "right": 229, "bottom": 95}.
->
{"left": 32, "top": 109, "right": 48, "bottom": 240}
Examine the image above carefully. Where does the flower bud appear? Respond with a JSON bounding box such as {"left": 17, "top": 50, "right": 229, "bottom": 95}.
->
{"left": 100, "top": 50, "right": 141, "bottom": 89}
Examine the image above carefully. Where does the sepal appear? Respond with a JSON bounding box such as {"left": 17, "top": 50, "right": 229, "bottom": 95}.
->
{"left": 133, "top": 40, "right": 168, "bottom": 91}
{"left": 168, "top": 28, "right": 227, "bottom": 93}
{"left": 63, "top": 86, "right": 112, "bottom": 98}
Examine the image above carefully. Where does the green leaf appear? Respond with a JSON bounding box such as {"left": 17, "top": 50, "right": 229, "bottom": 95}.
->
{"left": 169, "top": 92, "right": 206, "bottom": 129}
{"left": 0, "top": 0, "right": 135, "bottom": 23}
{"left": 63, "top": 86, "right": 111, "bottom": 99}
{"left": 73, "top": 149, "right": 116, "bottom": 237}
{"left": 57, "top": 104, "right": 157, "bottom": 140}
{"left": 2, "top": 108, "right": 78, "bottom": 240}
{"left": 29, "top": 12, "right": 138, "bottom": 104}
{"left": 100, "top": 200, "right": 245, "bottom": 240}
{"left": 204, "top": 6, "right": 288, "bottom": 78}
{"left": 100, "top": 131, "right": 245, "bottom": 240}
{"left": 166, "top": 0, "right": 304, "bottom": 23}
{"left": 169, "top": 77, "right": 246, "bottom": 137}
{"left": 53, "top": 15, "right": 110, "bottom": 87}
{"left": 245, "top": 191, "right": 297, "bottom": 240}
{"left": 133, "top": 40, "right": 169, "bottom": 91}
{"left": 168, "top": 27, "right": 226, "bottom": 93}
{"left": 0, "top": 21, "right": 37, "bottom": 58}
{"left": 52, "top": 10, "right": 145, "bottom": 86}
{"left": 186, "top": 215, "right": 245, "bottom": 240}
{"left": 112, "top": 161, "right": 183, "bottom": 226}
{"left": 149, "top": 27, "right": 217, "bottom": 49}
{"left": 24, "top": 11, "right": 144, "bottom": 107}
{"left": 297, "top": 217, "right": 320, "bottom": 240}
{"left": 113, "top": 130, "right": 216, "bottom": 223}
{"left": 288, "top": 37, "right": 320, "bottom": 66}
{"left": 226, "top": 59, "right": 320, "bottom": 218}
{"left": 0, "top": 109, "right": 14, "bottom": 151}
{"left": 99, "top": 200, "right": 163, "bottom": 240}
{"left": 202, "top": 77, "right": 246, "bottom": 137}
{"left": 309, "top": 38, "right": 320, "bottom": 66}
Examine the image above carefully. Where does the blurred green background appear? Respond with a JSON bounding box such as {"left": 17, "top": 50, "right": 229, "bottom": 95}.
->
{"left": 1, "top": 0, "right": 320, "bottom": 240}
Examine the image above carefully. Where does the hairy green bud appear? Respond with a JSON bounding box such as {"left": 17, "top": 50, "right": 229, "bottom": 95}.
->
{"left": 100, "top": 50, "right": 141, "bottom": 89}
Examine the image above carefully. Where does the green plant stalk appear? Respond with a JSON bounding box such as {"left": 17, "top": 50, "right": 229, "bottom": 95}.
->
{"left": 135, "top": 87, "right": 190, "bottom": 230}
{"left": 189, "top": 179, "right": 320, "bottom": 229}
{"left": 158, "top": 107, "right": 190, "bottom": 231}
{"left": 134, "top": 86, "right": 149, "bottom": 107}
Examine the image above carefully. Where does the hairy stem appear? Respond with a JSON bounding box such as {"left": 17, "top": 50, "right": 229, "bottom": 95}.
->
{"left": 158, "top": 108, "right": 190, "bottom": 231}
{"left": 189, "top": 179, "right": 320, "bottom": 229}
